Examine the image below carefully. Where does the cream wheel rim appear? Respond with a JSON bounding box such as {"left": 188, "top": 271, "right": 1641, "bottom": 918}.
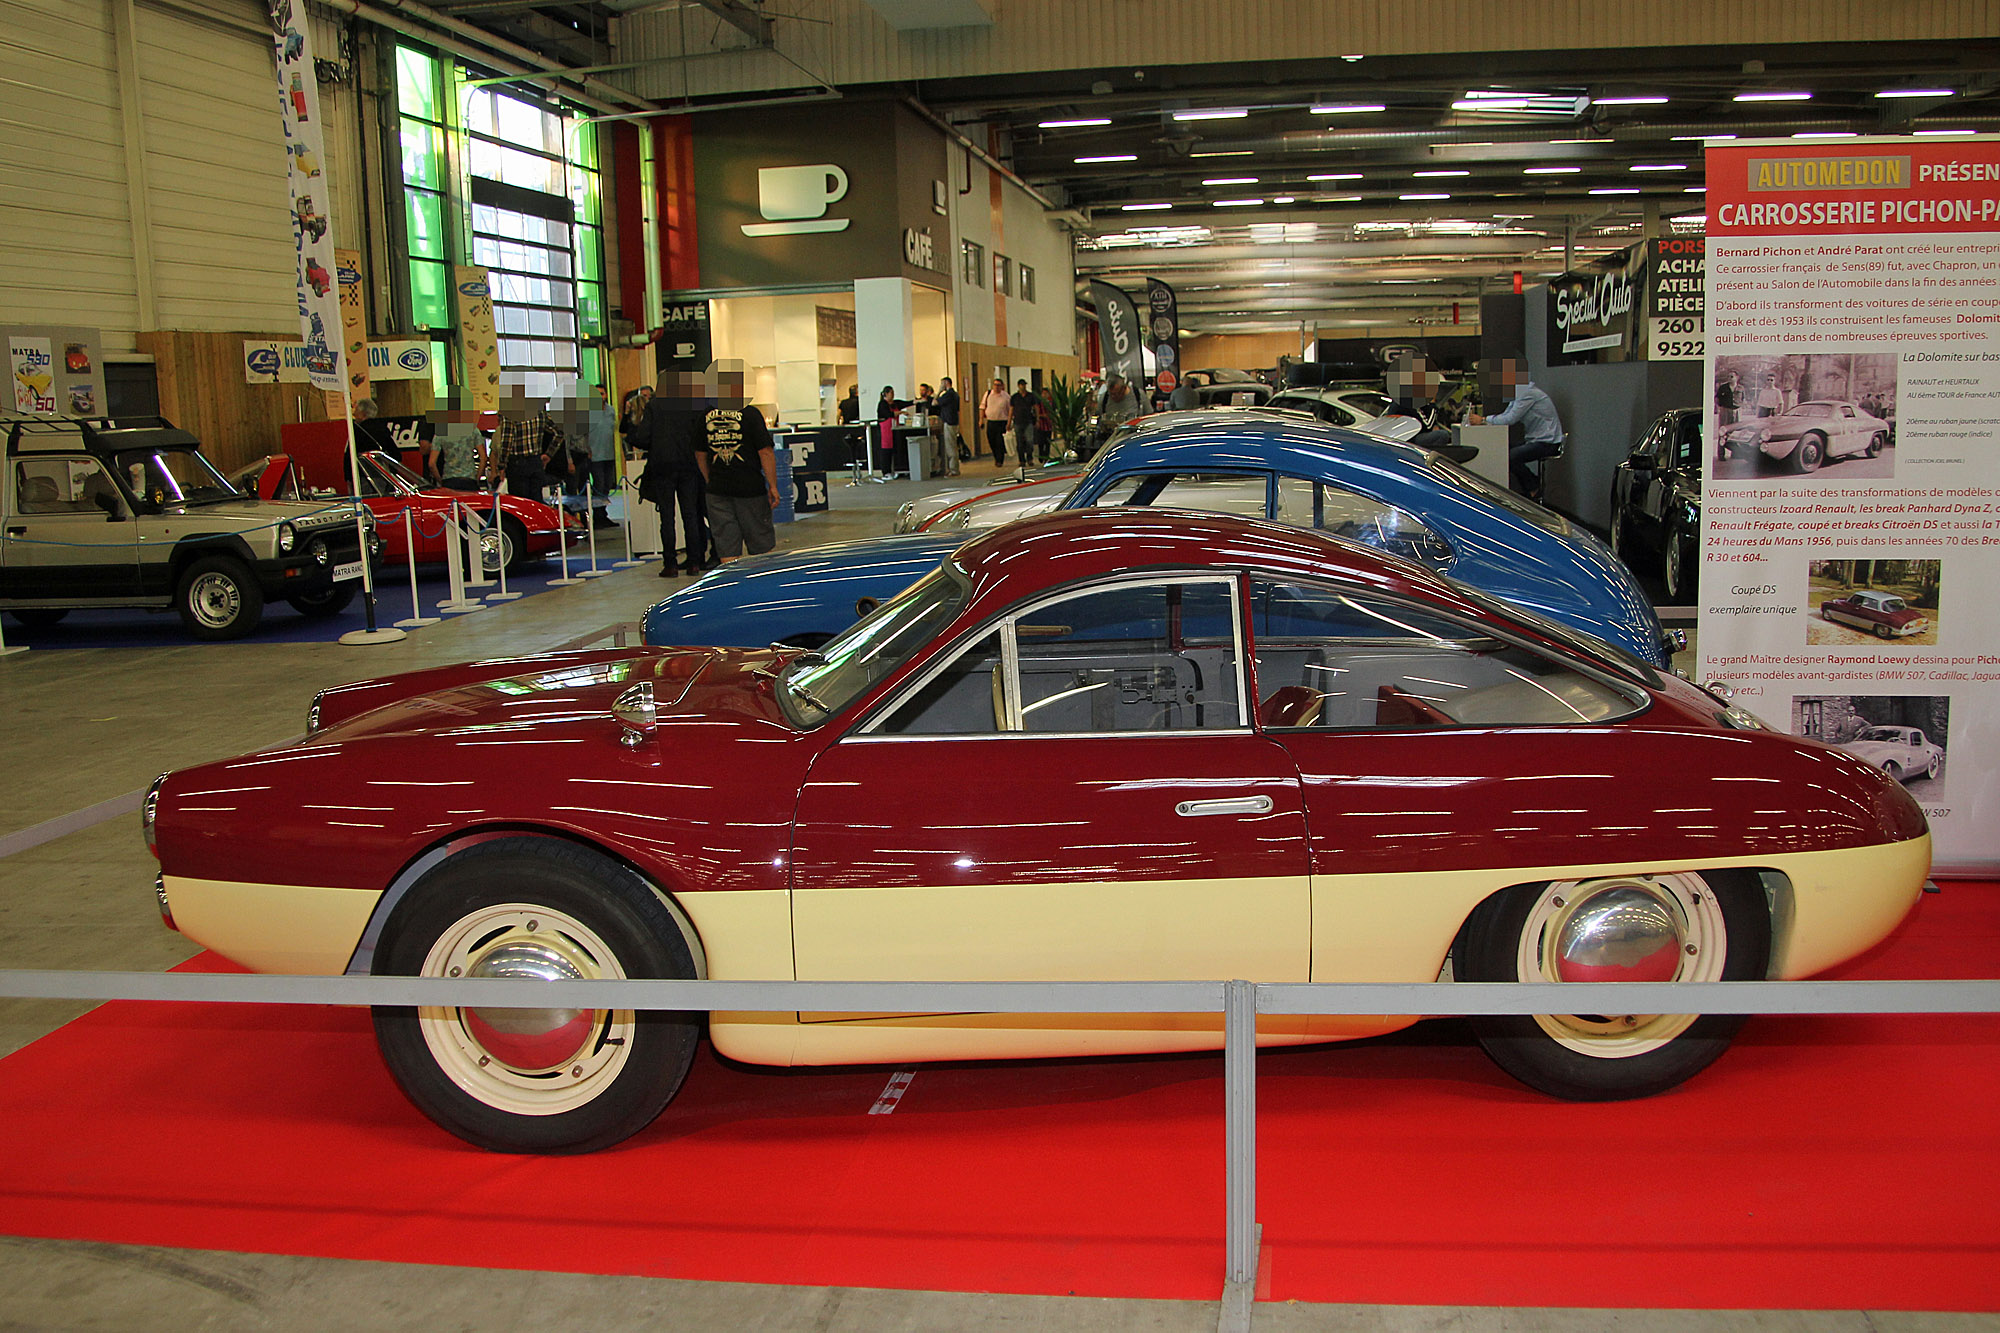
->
{"left": 417, "top": 903, "right": 634, "bottom": 1116}
{"left": 1516, "top": 873, "right": 1725, "bottom": 1058}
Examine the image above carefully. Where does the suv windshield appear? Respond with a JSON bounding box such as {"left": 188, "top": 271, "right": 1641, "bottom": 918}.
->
{"left": 779, "top": 568, "right": 968, "bottom": 726}
{"left": 115, "top": 447, "right": 241, "bottom": 506}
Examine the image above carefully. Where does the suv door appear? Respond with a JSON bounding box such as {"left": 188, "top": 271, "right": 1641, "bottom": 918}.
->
{"left": 2, "top": 455, "right": 141, "bottom": 600}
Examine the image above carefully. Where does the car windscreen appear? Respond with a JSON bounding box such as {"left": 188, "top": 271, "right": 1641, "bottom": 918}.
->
{"left": 778, "top": 568, "right": 968, "bottom": 727}
{"left": 1447, "top": 580, "right": 1659, "bottom": 683}
{"left": 115, "top": 447, "right": 241, "bottom": 506}
{"left": 1339, "top": 391, "right": 1396, "bottom": 417}
{"left": 1419, "top": 456, "right": 1572, "bottom": 537}
{"left": 371, "top": 453, "right": 430, "bottom": 491}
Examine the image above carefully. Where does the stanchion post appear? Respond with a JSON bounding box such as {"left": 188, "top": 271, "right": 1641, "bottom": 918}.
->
{"left": 434, "top": 505, "right": 485, "bottom": 614}
{"left": 576, "top": 478, "right": 607, "bottom": 577}
{"left": 613, "top": 478, "right": 645, "bottom": 568}
{"left": 485, "top": 488, "right": 521, "bottom": 602}
{"left": 393, "top": 508, "right": 440, "bottom": 628}
{"left": 1223, "top": 978, "right": 1258, "bottom": 1290}
{"left": 546, "top": 502, "right": 583, "bottom": 586}
{"left": 460, "top": 507, "right": 493, "bottom": 592}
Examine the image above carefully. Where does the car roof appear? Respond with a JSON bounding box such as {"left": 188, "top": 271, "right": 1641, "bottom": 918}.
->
{"left": 7, "top": 418, "right": 204, "bottom": 457}
{"left": 951, "top": 506, "right": 1460, "bottom": 610}
{"left": 1087, "top": 409, "right": 1434, "bottom": 475}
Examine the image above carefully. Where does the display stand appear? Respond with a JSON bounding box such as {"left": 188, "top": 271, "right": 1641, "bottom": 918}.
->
{"left": 434, "top": 506, "right": 485, "bottom": 614}
{"left": 613, "top": 478, "right": 647, "bottom": 568}
{"left": 546, "top": 514, "right": 583, "bottom": 587}
{"left": 484, "top": 490, "right": 521, "bottom": 602}
{"left": 392, "top": 509, "right": 440, "bottom": 628}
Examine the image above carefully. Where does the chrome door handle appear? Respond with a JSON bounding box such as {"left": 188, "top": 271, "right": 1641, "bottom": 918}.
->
{"left": 1175, "top": 796, "right": 1274, "bottom": 818}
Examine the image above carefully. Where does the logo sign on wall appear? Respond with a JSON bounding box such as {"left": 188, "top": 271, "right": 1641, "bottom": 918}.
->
{"left": 1089, "top": 280, "right": 1147, "bottom": 390}
{"left": 1698, "top": 134, "right": 2000, "bottom": 876}
{"left": 1649, "top": 236, "right": 1706, "bottom": 361}
{"left": 743, "top": 165, "right": 851, "bottom": 236}
{"left": 902, "top": 227, "right": 941, "bottom": 272}
{"left": 1145, "top": 278, "right": 1183, "bottom": 393}
{"left": 1546, "top": 243, "right": 1648, "bottom": 364}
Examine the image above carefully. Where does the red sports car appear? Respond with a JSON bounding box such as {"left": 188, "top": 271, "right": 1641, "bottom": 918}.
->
{"left": 146, "top": 510, "right": 1930, "bottom": 1153}
{"left": 236, "top": 451, "right": 576, "bottom": 573}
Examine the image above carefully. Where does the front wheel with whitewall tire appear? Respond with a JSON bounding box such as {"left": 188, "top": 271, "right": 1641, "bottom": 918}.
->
{"left": 175, "top": 555, "right": 264, "bottom": 640}
{"left": 370, "top": 837, "right": 701, "bottom": 1153}
{"left": 1455, "top": 870, "right": 1770, "bottom": 1101}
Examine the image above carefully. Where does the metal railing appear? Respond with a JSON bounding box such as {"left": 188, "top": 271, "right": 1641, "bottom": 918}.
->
{"left": 1, "top": 968, "right": 1995, "bottom": 1330}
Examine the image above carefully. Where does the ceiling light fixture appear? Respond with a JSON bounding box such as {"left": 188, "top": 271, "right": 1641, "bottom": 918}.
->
{"left": 1306, "top": 172, "right": 1362, "bottom": 181}
{"left": 1270, "top": 196, "right": 1296, "bottom": 204}
{"left": 1877, "top": 88, "right": 1955, "bottom": 99}
{"left": 1076, "top": 154, "right": 1137, "bottom": 163}
{"left": 1671, "top": 133, "right": 1737, "bottom": 142}
{"left": 1201, "top": 177, "right": 1258, "bottom": 185}
{"left": 1190, "top": 149, "right": 1253, "bottom": 158}
{"left": 1594, "top": 95, "right": 1669, "bottom": 106}
{"left": 1734, "top": 90, "right": 1812, "bottom": 102}
{"left": 1310, "top": 103, "right": 1385, "bottom": 114}
{"left": 1173, "top": 108, "right": 1249, "bottom": 122}
{"left": 1589, "top": 187, "right": 1640, "bottom": 195}
{"left": 1212, "top": 198, "right": 1264, "bottom": 207}
{"left": 1792, "top": 131, "right": 1858, "bottom": 139}
{"left": 1413, "top": 169, "right": 1470, "bottom": 177}
{"left": 1453, "top": 97, "right": 1529, "bottom": 111}
{"left": 1400, "top": 192, "right": 1451, "bottom": 200}
{"left": 1121, "top": 202, "right": 1173, "bottom": 210}
{"left": 1040, "top": 117, "right": 1112, "bottom": 128}
{"left": 1915, "top": 127, "right": 1977, "bottom": 136}
{"left": 1524, "top": 166, "right": 1580, "bottom": 174}
{"left": 1683, "top": 186, "right": 1708, "bottom": 193}
{"left": 1630, "top": 163, "right": 1688, "bottom": 172}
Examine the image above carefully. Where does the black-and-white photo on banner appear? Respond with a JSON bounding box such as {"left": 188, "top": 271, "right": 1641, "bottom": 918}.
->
{"left": 1546, "top": 243, "right": 1648, "bottom": 365}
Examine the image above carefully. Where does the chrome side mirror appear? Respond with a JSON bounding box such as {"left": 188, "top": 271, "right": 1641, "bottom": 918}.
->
{"left": 611, "top": 682, "right": 656, "bottom": 748}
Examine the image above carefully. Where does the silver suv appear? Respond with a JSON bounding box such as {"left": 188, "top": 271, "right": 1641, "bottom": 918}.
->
{"left": 3, "top": 418, "right": 375, "bottom": 640}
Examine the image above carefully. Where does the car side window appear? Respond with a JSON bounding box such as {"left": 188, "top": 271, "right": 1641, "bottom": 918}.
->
{"left": 1273, "top": 477, "right": 1452, "bottom": 566}
{"left": 1248, "top": 579, "right": 1638, "bottom": 730}
{"left": 1090, "top": 471, "right": 1269, "bottom": 521}
{"left": 14, "top": 457, "right": 123, "bottom": 516}
{"left": 1673, "top": 418, "right": 1700, "bottom": 469}
{"left": 1325, "top": 403, "right": 1358, "bottom": 426}
{"left": 879, "top": 579, "right": 1245, "bottom": 735}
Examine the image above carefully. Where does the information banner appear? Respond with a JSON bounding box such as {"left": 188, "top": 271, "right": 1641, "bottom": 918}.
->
{"left": 455, "top": 265, "right": 499, "bottom": 411}
{"left": 1089, "top": 280, "right": 1146, "bottom": 390}
{"left": 1145, "top": 277, "right": 1182, "bottom": 394}
{"left": 265, "top": 0, "right": 342, "bottom": 393}
{"left": 1698, "top": 135, "right": 2000, "bottom": 874}
{"left": 1546, "top": 243, "right": 1646, "bottom": 364}
{"left": 1648, "top": 235, "right": 1705, "bottom": 361}
{"left": 335, "top": 247, "right": 370, "bottom": 406}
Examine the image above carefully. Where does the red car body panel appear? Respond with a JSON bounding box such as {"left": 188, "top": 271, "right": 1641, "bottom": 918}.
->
{"left": 244, "top": 453, "right": 572, "bottom": 565}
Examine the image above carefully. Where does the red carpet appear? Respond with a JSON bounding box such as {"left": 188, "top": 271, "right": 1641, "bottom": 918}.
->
{"left": 0, "top": 887, "right": 1995, "bottom": 1310}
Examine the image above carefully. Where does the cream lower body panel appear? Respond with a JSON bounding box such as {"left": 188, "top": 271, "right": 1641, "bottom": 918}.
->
{"left": 165, "top": 875, "right": 383, "bottom": 976}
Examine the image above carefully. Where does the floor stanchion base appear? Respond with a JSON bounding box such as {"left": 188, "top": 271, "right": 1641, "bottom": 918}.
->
{"left": 393, "top": 616, "right": 443, "bottom": 628}
{"left": 545, "top": 577, "right": 585, "bottom": 587}
{"left": 576, "top": 570, "right": 609, "bottom": 578}
{"left": 0, "top": 645, "right": 28, "bottom": 657}
{"left": 485, "top": 591, "right": 524, "bottom": 602}
{"left": 435, "top": 599, "right": 487, "bottom": 613}
{"left": 338, "top": 627, "right": 408, "bottom": 645}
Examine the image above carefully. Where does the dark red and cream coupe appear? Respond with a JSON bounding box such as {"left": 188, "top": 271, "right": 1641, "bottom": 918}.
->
{"left": 146, "top": 510, "right": 1930, "bottom": 1153}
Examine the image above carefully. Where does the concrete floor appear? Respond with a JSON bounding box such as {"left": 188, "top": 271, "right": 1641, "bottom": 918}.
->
{"left": 0, "top": 460, "right": 1988, "bottom": 1332}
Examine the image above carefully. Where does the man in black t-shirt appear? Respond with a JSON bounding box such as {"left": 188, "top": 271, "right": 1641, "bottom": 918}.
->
{"left": 696, "top": 366, "right": 781, "bottom": 560}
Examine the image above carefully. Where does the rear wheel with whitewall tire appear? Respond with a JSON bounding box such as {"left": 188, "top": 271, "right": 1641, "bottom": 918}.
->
{"left": 1455, "top": 870, "right": 1770, "bottom": 1101}
{"left": 370, "top": 837, "right": 701, "bottom": 1154}
{"left": 175, "top": 554, "right": 263, "bottom": 640}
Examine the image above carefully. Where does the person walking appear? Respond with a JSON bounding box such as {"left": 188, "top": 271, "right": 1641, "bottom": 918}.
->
{"left": 981, "top": 377, "right": 1011, "bottom": 465}
{"left": 1009, "top": 379, "right": 1037, "bottom": 469}
{"left": 628, "top": 370, "right": 714, "bottom": 577}
{"left": 697, "top": 366, "right": 781, "bottom": 561}
{"left": 936, "top": 376, "right": 963, "bottom": 475}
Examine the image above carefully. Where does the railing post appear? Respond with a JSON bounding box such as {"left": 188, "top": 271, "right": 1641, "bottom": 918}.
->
{"left": 1223, "top": 977, "right": 1257, "bottom": 1287}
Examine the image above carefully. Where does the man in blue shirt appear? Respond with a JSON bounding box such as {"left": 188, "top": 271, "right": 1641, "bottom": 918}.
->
{"left": 1471, "top": 358, "right": 1565, "bottom": 500}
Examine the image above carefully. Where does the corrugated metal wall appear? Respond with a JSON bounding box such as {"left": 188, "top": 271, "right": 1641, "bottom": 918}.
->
{"left": 615, "top": 0, "right": 2000, "bottom": 101}
{"left": 0, "top": 0, "right": 358, "bottom": 353}
{"left": 0, "top": 0, "right": 142, "bottom": 345}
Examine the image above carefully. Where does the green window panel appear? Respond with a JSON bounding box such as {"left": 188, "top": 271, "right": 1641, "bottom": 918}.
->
{"left": 577, "top": 281, "right": 604, "bottom": 337}
{"left": 410, "top": 259, "right": 451, "bottom": 330}
{"left": 575, "top": 224, "right": 602, "bottom": 282}
{"left": 397, "top": 46, "right": 438, "bottom": 122}
{"left": 405, "top": 189, "right": 446, "bottom": 260}
{"left": 401, "top": 120, "right": 442, "bottom": 191}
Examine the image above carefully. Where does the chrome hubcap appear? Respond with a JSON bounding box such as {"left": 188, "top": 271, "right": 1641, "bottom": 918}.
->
{"left": 1518, "top": 874, "right": 1725, "bottom": 1057}
{"left": 189, "top": 572, "right": 240, "bottom": 628}
{"left": 463, "top": 938, "right": 596, "bottom": 1072}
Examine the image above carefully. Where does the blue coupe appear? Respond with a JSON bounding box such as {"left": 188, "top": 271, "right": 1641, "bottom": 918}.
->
{"left": 644, "top": 412, "right": 1672, "bottom": 666}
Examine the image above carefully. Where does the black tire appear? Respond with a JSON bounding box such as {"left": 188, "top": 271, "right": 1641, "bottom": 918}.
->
{"left": 1791, "top": 433, "right": 1826, "bottom": 474}
{"left": 1663, "top": 522, "right": 1695, "bottom": 605}
{"left": 1606, "top": 495, "right": 1630, "bottom": 561}
{"left": 1874, "top": 623, "right": 1893, "bottom": 639}
{"left": 371, "top": 837, "right": 701, "bottom": 1153}
{"left": 1866, "top": 432, "right": 1886, "bottom": 458}
{"left": 6, "top": 608, "right": 68, "bottom": 628}
{"left": 175, "top": 555, "right": 264, "bottom": 640}
{"left": 286, "top": 583, "right": 358, "bottom": 619}
{"left": 1456, "top": 870, "right": 1770, "bottom": 1101}
{"left": 1927, "top": 752, "right": 1943, "bottom": 780}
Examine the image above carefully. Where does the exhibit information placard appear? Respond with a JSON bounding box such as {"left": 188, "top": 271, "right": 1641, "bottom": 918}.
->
{"left": 1699, "top": 135, "right": 2000, "bottom": 874}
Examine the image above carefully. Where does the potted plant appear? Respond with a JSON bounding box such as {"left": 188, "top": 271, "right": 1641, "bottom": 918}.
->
{"left": 1047, "top": 375, "right": 1094, "bottom": 461}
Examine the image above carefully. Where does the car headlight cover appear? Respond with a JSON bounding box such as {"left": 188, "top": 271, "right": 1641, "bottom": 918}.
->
{"left": 277, "top": 522, "right": 296, "bottom": 553}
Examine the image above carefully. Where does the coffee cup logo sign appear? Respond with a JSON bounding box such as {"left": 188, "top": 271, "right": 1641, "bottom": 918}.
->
{"left": 743, "top": 165, "right": 851, "bottom": 237}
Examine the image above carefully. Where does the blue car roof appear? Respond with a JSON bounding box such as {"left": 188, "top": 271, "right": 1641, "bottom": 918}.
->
{"left": 1090, "top": 411, "right": 1433, "bottom": 477}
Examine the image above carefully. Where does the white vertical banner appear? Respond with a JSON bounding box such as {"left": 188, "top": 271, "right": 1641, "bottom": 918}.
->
{"left": 266, "top": 0, "right": 343, "bottom": 393}
{"left": 1699, "top": 135, "right": 2000, "bottom": 875}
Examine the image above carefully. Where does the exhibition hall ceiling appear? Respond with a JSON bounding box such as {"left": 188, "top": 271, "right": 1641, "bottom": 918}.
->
{"left": 424, "top": 1, "right": 2000, "bottom": 332}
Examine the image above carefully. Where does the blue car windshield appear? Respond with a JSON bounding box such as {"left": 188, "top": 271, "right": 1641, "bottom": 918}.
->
{"left": 779, "top": 568, "right": 969, "bottom": 726}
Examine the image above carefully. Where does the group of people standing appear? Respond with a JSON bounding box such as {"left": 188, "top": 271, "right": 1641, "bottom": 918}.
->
{"left": 842, "top": 379, "right": 970, "bottom": 478}
{"left": 623, "top": 363, "right": 781, "bottom": 576}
